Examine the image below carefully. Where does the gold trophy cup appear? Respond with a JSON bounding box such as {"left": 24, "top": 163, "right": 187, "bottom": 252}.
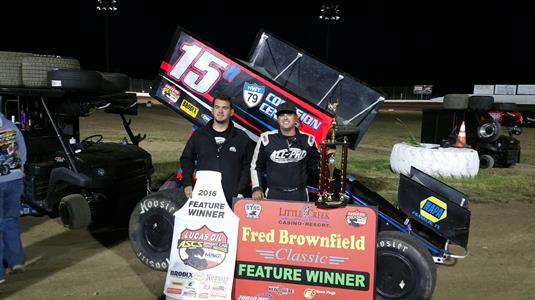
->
{"left": 316, "top": 100, "right": 349, "bottom": 208}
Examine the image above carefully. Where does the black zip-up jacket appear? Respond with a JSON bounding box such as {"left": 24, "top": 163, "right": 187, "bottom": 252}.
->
{"left": 180, "top": 121, "right": 254, "bottom": 203}
{"left": 251, "top": 129, "right": 320, "bottom": 193}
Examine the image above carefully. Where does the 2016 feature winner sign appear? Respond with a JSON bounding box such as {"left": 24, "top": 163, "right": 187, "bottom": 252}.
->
{"left": 164, "top": 171, "right": 239, "bottom": 300}
{"left": 233, "top": 200, "right": 377, "bottom": 300}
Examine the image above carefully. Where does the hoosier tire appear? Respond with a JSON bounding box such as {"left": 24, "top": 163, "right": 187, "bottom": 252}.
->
{"left": 59, "top": 194, "right": 92, "bottom": 229}
{"left": 129, "top": 188, "right": 188, "bottom": 271}
{"left": 47, "top": 70, "right": 102, "bottom": 91}
{"left": 375, "top": 231, "right": 437, "bottom": 300}
{"left": 479, "top": 154, "right": 495, "bottom": 169}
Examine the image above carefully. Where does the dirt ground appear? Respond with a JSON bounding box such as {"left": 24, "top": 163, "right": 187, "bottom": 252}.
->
{"left": 1, "top": 105, "right": 534, "bottom": 299}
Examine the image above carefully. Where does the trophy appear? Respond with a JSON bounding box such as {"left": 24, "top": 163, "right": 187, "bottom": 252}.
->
{"left": 316, "top": 100, "right": 349, "bottom": 208}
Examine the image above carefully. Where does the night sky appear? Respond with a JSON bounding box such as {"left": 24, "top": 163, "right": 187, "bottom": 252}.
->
{"left": 2, "top": 1, "right": 533, "bottom": 96}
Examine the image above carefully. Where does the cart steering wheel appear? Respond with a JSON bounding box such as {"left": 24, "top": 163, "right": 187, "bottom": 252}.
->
{"left": 81, "top": 134, "right": 103, "bottom": 147}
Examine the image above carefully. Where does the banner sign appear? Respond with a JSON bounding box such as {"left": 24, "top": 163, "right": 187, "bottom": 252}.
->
{"left": 164, "top": 171, "right": 239, "bottom": 300}
{"left": 494, "top": 84, "right": 517, "bottom": 95}
{"left": 413, "top": 85, "right": 433, "bottom": 94}
{"left": 473, "top": 84, "right": 495, "bottom": 95}
{"left": 150, "top": 27, "right": 333, "bottom": 145}
{"left": 233, "top": 200, "right": 377, "bottom": 300}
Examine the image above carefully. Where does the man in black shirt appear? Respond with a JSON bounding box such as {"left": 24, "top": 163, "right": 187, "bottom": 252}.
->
{"left": 180, "top": 96, "right": 254, "bottom": 205}
{"left": 251, "top": 103, "right": 323, "bottom": 201}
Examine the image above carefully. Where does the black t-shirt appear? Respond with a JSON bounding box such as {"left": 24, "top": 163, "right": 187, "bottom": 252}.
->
{"left": 209, "top": 125, "right": 231, "bottom": 147}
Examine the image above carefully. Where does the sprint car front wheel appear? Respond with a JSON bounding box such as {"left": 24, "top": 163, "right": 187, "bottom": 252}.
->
{"left": 375, "top": 231, "right": 437, "bottom": 300}
{"left": 129, "top": 188, "right": 188, "bottom": 271}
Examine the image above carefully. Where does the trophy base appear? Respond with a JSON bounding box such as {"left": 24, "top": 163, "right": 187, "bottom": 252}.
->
{"left": 315, "top": 194, "right": 349, "bottom": 208}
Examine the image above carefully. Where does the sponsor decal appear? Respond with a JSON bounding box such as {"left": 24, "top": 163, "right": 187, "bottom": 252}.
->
{"left": 245, "top": 203, "right": 262, "bottom": 219}
{"left": 243, "top": 82, "right": 266, "bottom": 108}
{"left": 267, "top": 285, "right": 295, "bottom": 295}
{"left": 162, "top": 84, "right": 181, "bottom": 103}
{"left": 420, "top": 196, "right": 447, "bottom": 223}
{"left": 183, "top": 290, "right": 197, "bottom": 297}
{"left": 277, "top": 205, "right": 331, "bottom": 227}
{"left": 165, "top": 287, "right": 182, "bottom": 295}
{"left": 201, "top": 113, "right": 213, "bottom": 123}
{"left": 256, "top": 248, "right": 349, "bottom": 265}
{"left": 304, "top": 288, "right": 317, "bottom": 299}
{"left": 346, "top": 210, "right": 368, "bottom": 227}
{"left": 169, "top": 270, "right": 193, "bottom": 279}
{"left": 178, "top": 225, "right": 229, "bottom": 271}
{"left": 180, "top": 99, "right": 200, "bottom": 118}
{"left": 270, "top": 148, "right": 307, "bottom": 163}
{"left": 237, "top": 293, "right": 273, "bottom": 300}
{"left": 258, "top": 93, "right": 322, "bottom": 130}
{"left": 54, "top": 156, "right": 65, "bottom": 163}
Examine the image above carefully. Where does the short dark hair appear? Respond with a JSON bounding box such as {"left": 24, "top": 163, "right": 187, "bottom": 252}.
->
{"left": 213, "top": 95, "right": 233, "bottom": 109}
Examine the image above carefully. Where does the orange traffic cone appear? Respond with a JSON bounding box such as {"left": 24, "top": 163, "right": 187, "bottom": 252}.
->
{"left": 454, "top": 121, "right": 467, "bottom": 148}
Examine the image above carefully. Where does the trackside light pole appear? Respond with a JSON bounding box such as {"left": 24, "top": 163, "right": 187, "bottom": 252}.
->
{"left": 96, "top": 0, "right": 119, "bottom": 72}
{"left": 318, "top": 1, "right": 341, "bottom": 63}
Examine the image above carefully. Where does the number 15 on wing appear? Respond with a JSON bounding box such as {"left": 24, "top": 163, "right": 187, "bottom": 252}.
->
{"left": 168, "top": 40, "right": 241, "bottom": 95}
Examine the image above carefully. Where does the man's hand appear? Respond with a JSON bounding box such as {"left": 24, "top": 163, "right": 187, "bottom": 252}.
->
{"left": 252, "top": 190, "right": 264, "bottom": 200}
{"left": 184, "top": 186, "right": 193, "bottom": 199}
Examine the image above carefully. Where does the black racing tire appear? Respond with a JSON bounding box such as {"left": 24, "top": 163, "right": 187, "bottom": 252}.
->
{"left": 129, "top": 188, "right": 188, "bottom": 271}
{"left": 99, "top": 72, "right": 130, "bottom": 93}
{"left": 59, "top": 194, "right": 92, "bottom": 229}
{"left": 47, "top": 70, "right": 102, "bottom": 91}
{"left": 22, "top": 55, "right": 80, "bottom": 88}
{"left": 375, "top": 231, "right": 437, "bottom": 300}
{"left": 468, "top": 95, "right": 494, "bottom": 111}
{"left": 477, "top": 120, "right": 501, "bottom": 142}
{"left": 479, "top": 154, "right": 495, "bottom": 169}
{"left": 492, "top": 102, "right": 517, "bottom": 112}
{"left": 0, "top": 51, "right": 34, "bottom": 87}
{"left": 443, "top": 94, "right": 469, "bottom": 110}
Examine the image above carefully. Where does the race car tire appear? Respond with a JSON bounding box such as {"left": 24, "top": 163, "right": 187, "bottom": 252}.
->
{"left": 129, "top": 188, "right": 188, "bottom": 271}
{"left": 479, "top": 154, "right": 495, "bottom": 169}
{"left": 443, "top": 94, "right": 469, "bottom": 110}
{"left": 22, "top": 55, "right": 80, "bottom": 88}
{"left": 0, "top": 51, "right": 34, "bottom": 87}
{"left": 47, "top": 70, "right": 102, "bottom": 91}
{"left": 492, "top": 102, "right": 517, "bottom": 111}
{"left": 58, "top": 194, "right": 92, "bottom": 229}
{"left": 390, "top": 142, "right": 479, "bottom": 178}
{"left": 468, "top": 95, "right": 494, "bottom": 111}
{"left": 99, "top": 72, "right": 130, "bottom": 93}
{"left": 477, "top": 120, "right": 501, "bottom": 142}
{"left": 375, "top": 231, "right": 437, "bottom": 300}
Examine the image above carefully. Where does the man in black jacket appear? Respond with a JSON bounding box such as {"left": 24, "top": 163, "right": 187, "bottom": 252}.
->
{"left": 180, "top": 96, "right": 254, "bottom": 205}
{"left": 250, "top": 102, "right": 322, "bottom": 201}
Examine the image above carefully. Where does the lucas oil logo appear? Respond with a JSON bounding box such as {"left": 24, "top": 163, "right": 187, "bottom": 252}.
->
{"left": 178, "top": 225, "right": 228, "bottom": 271}
{"left": 243, "top": 82, "right": 265, "bottom": 108}
{"left": 162, "top": 84, "right": 181, "bottom": 103}
{"left": 420, "top": 196, "right": 447, "bottom": 223}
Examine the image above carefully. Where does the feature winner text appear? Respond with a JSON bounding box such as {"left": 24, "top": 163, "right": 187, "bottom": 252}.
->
{"left": 188, "top": 200, "right": 225, "bottom": 218}
{"left": 235, "top": 261, "right": 369, "bottom": 291}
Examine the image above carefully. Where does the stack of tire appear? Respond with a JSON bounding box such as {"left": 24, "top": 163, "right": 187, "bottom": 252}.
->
{"left": 0, "top": 51, "right": 130, "bottom": 93}
{"left": 442, "top": 94, "right": 521, "bottom": 169}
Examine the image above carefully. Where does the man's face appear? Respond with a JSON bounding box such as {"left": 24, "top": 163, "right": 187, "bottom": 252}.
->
{"left": 277, "top": 112, "right": 297, "bottom": 130}
{"left": 212, "top": 99, "right": 233, "bottom": 124}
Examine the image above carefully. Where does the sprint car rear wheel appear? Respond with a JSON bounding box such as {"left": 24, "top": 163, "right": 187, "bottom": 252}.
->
{"left": 375, "top": 231, "right": 437, "bottom": 300}
{"left": 128, "top": 188, "right": 187, "bottom": 271}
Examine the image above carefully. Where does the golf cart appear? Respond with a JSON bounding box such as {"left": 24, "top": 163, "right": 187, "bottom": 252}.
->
{"left": 0, "top": 58, "right": 153, "bottom": 229}
{"left": 128, "top": 28, "right": 471, "bottom": 300}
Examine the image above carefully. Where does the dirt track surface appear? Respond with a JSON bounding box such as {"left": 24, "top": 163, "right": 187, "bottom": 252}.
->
{"left": 0, "top": 202, "right": 532, "bottom": 299}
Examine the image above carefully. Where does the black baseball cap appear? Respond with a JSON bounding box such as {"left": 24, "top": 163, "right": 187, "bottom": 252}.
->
{"left": 276, "top": 102, "right": 297, "bottom": 116}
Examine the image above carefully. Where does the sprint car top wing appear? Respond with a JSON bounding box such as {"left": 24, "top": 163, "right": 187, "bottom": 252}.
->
{"left": 150, "top": 27, "right": 334, "bottom": 144}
